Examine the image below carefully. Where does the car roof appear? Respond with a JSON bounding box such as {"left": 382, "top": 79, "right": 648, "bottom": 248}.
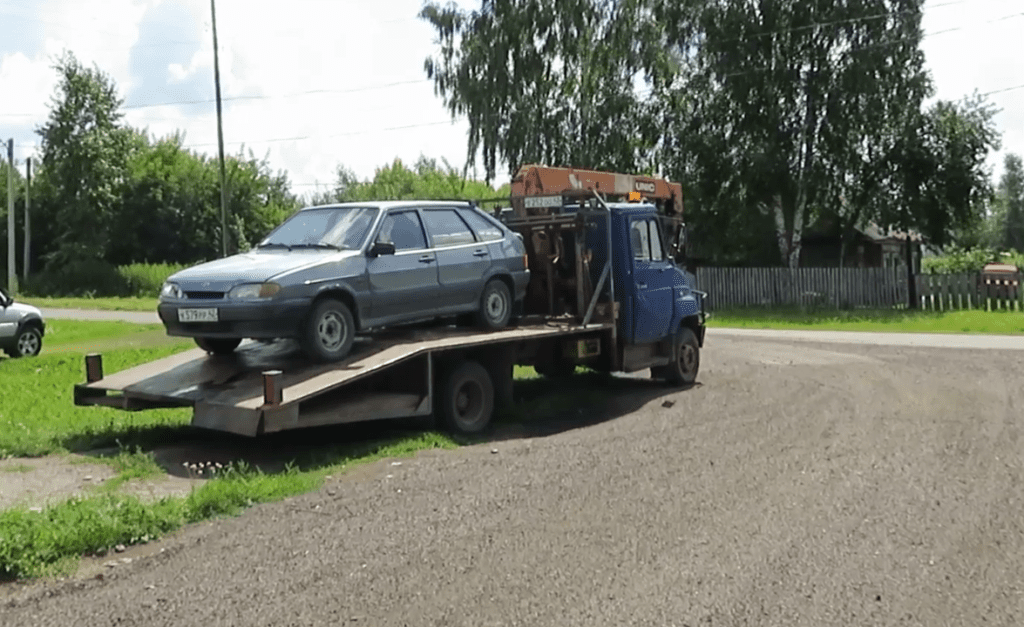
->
{"left": 299, "top": 200, "right": 475, "bottom": 212}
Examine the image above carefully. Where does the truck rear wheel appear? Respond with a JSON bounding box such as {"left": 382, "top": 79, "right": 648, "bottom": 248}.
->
{"left": 653, "top": 327, "right": 700, "bottom": 386}
{"left": 438, "top": 359, "right": 495, "bottom": 435}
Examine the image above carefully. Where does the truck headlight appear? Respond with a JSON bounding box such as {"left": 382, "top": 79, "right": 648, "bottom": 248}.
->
{"left": 161, "top": 282, "right": 183, "bottom": 300}
{"left": 228, "top": 282, "right": 281, "bottom": 299}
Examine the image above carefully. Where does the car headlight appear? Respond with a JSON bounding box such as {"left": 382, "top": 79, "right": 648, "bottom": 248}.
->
{"left": 228, "top": 282, "right": 281, "bottom": 299}
{"left": 161, "top": 282, "right": 183, "bottom": 300}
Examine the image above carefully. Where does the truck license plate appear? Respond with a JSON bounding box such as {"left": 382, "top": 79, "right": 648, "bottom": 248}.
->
{"left": 178, "top": 308, "right": 219, "bottom": 323}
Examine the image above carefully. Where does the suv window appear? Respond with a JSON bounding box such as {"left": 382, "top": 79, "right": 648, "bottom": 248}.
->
{"left": 459, "top": 209, "right": 504, "bottom": 242}
{"left": 422, "top": 209, "right": 477, "bottom": 247}
{"left": 378, "top": 210, "right": 427, "bottom": 251}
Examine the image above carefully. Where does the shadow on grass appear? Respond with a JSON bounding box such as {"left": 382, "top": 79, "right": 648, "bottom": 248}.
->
{"left": 71, "top": 369, "right": 696, "bottom": 481}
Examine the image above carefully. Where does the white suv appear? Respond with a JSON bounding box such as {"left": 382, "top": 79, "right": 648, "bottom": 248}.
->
{"left": 0, "top": 288, "right": 45, "bottom": 358}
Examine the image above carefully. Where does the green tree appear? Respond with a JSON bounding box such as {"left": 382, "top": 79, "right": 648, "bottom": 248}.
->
{"left": 998, "top": 153, "right": 1024, "bottom": 252}
{"left": 419, "top": 0, "right": 676, "bottom": 183}
{"left": 318, "top": 156, "right": 509, "bottom": 204}
{"left": 35, "top": 51, "right": 132, "bottom": 269}
{"left": 663, "top": 0, "right": 934, "bottom": 269}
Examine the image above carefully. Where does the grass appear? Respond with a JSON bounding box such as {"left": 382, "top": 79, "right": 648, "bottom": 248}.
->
{"left": 0, "top": 464, "right": 33, "bottom": 473}
{"left": 708, "top": 307, "right": 1024, "bottom": 335}
{"left": 41, "top": 320, "right": 165, "bottom": 347}
{"left": 92, "top": 446, "right": 166, "bottom": 493}
{"left": 20, "top": 296, "right": 159, "bottom": 312}
{"left": 0, "top": 435, "right": 459, "bottom": 580}
{"left": 0, "top": 342, "right": 195, "bottom": 458}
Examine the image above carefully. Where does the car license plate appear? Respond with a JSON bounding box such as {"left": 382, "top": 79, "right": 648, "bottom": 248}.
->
{"left": 178, "top": 308, "right": 219, "bottom": 323}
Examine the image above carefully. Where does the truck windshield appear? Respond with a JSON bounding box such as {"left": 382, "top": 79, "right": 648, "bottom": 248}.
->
{"left": 258, "top": 206, "right": 379, "bottom": 250}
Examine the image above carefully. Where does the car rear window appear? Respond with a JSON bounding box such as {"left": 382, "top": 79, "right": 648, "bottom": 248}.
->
{"left": 459, "top": 209, "right": 505, "bottom": 242}
{"left": 422, "top": 209, "right": 477, "bottom": 247}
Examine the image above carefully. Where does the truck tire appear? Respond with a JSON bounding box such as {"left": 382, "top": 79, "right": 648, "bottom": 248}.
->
{"left": 438, "top": 359, "right": 495, "bottom": 435}
{"left": 7, "top": 326, "right": 42, "bottom": 358}
{"left": 195, "top": 337, "right": 241, "bottom": 355}
{"left": 474, "top": 279, "right": 512, "bottom": 330}
{"left": 653, "top": 327, "right": 700, "bottom": 386}
{"left": 301, "top": 298, "right": 355, "bottom": 363}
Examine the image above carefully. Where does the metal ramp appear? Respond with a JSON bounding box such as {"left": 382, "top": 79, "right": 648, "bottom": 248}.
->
{"left": 74, "top": 319, "right": 611, "bottom": 436}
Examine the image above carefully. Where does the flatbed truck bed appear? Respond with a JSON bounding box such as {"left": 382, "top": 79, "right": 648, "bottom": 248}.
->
{"left": 74, "top": 316, "right": 614, "bottom": 436}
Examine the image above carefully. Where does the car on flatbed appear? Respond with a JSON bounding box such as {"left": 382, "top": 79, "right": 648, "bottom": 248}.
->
{"left": 158, "top": 200, "right": 530, "bottom": 362}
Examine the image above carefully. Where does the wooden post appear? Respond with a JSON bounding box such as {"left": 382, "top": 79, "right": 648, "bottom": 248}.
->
{"left": 85, "top": 353, "right": 104, "bottom": 383}
{"left": 22, "top": 157, "right": 29, "bottom": 281}
{"left": 262, "top": 370, "right": 284, "bottom": 406}
{"left": 6, "top": 139, "right": 15, "bottom": 293}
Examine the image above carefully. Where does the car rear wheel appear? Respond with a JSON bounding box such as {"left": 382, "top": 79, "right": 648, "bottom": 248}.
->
{"left": 7, "top": 326, "right": 42, "bottom": 358}
{"left": 474, "top": 279, "right": 512, "bottom": 330}
{"left": 195, "top": 337, "right": 241, "bottom": 355}
{"left": 302, "top": 298, "right": 355, "bottom": 363}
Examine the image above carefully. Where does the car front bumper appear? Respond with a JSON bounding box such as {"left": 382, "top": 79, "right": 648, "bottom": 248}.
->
{"left": 158, "top": 297, "right": 312, "bottom": 339}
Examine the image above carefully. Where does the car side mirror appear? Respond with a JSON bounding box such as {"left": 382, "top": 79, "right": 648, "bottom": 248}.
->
{"left": 369, "top": 241, "right": 396, "bottom": 257}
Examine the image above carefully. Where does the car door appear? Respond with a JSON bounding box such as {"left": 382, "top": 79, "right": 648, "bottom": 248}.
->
{"left": 629, "top": 216, "right": 675, "bottom": 344}
{"left": 366, "top": 209, "right": 441, "bottom": 323}
{"left": 0, "top": 289, "right": 16, "bottom": 341}
{"left": 421, "top": 207, "right": 490, "bottom": 311}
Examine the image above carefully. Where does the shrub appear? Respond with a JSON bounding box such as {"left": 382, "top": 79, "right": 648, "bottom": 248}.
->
{"left": 118, "top": 262, "right": 188, "bottom": 297}
{"left": 22, "top": 259, "right": 130, "bottom": 297}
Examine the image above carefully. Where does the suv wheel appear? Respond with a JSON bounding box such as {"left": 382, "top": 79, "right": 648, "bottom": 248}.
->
{"left": 302, "top": 298, "right": 355, "bottom": 362}
{"left": 474, "top": 279, "right": 512, "bottom": 330}
{"left": 8, "top": 326, "right": 42, "bottom": 358}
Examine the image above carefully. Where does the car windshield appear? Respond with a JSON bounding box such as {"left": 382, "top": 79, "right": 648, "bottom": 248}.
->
{"left": 258, "top": 206, "right": 379, "bottom": 250}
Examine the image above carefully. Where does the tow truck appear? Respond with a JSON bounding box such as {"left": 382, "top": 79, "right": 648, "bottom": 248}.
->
{"left": 73, "top": 166, "right": 706, "bottom": 437}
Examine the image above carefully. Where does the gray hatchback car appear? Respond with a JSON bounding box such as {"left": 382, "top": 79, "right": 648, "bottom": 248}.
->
{"left": 158, "top": 201, "right": 530, "bottom": 362}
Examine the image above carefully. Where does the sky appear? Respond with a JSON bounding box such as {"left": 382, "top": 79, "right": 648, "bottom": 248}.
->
{"left": 1, "top": 0, "right": 1022, "bottom": 199}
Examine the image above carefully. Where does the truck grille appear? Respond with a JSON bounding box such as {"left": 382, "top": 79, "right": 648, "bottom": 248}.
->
{"left": 184, "top": 291, "right": 225, "bottom": 300}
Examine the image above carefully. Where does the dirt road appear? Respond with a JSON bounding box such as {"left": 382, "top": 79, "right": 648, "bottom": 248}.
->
{"left": 3, "top": 333, "right": 1023, "bottom": 626}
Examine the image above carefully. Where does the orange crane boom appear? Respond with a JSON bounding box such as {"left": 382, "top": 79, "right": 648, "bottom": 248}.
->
{"left": 509, "top": 164, "right": 684, "bottom": 217}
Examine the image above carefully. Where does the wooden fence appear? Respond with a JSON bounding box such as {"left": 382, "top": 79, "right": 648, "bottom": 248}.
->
{"left": 691, "top": 266, "right": 907, "bottom": 310}
{"left": 916, "top": 272, "right": 1023, "bottom": 312}
{"left": 690, "top": 267, "right": 1024, "bottom": 311}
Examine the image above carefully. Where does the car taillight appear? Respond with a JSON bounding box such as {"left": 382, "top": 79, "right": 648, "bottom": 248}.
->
{"left": 523, "top": 253, "right": 529, "bottom": 270}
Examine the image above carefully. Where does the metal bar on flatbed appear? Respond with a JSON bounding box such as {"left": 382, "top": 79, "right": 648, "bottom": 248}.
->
{"left": 582, "top": 261, "right": 611, "bottom": 327}
{"left": 85, "top": 353, "right": 103, "bottom": 383}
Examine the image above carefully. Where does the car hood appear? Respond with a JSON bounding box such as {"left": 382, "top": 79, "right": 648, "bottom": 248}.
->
{"left": 169, "top": 250, "right": 360, "bottom": 288}
{"left": 8, "top": 301, "right": 43, "bottom": 320}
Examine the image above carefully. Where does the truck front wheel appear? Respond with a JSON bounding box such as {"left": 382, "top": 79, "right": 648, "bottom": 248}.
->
{"left": 653, "top": 327, "right": 700, "bottom": 386}
{"left": 438, "top": 359, "right": 495, "bottom": 435}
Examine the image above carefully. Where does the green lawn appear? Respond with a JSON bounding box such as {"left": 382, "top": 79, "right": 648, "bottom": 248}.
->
{"left": 707, "top": 307, "right": 1024, "bottom": 335}
{"left": 42, "top": 319, "right": 166, "bottom": 346}
{"left": 21, "top": 296, "right": 159, "bottom": 311}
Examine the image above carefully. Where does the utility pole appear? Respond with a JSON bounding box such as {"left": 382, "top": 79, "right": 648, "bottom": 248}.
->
{"left": 211, "top": 0, "right": 229, "bottom": 258}
{"left": 23, "top": 157, "right": 30, "bottom": 281}
{"left": 6, "top": 139, "right": 16, "bottom": 294}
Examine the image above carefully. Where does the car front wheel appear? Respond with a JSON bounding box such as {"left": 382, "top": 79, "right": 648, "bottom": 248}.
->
{"left": 195, "top": 337, "right": 241, "bottom": 355}
{"left": 302, "top": 298, "right": 355, "bottom": 363}
{"left": 7, "top": 326, "right": 42, "bottom": 358}
{"left": 474, "top": 279, "right": 512, "bottom": 330}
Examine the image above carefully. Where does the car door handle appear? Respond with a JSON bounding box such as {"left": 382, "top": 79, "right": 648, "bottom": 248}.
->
{"left": 472, "top": 249, "right": 488, "bottom": 257}
{"left": 419, "top": 255, "right": 435, "bottom": 263}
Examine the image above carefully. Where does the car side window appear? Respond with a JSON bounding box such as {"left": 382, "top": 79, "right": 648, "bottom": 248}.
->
{"left": 648, "top": 219, "right": 664, "bottom": 261}
{"left": 378, "top": 211, "right": 427, "bottom": 251}
{"left": 422, "top": 209, "right": 477, "bottom": 247}
{"left": 459, "top": 209, "right": 504, "bottom": 242}
{"left": 631, "top": 220, "right": 650, "bottom": 260}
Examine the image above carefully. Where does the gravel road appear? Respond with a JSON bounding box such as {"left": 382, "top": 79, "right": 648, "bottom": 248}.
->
{"left": 3, "top": 333, "right": 1023, "bottom": 626}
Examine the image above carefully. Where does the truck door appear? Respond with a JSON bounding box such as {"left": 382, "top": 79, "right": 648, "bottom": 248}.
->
{"left": 629, "top": 216, "right": 674, "bottom": 344}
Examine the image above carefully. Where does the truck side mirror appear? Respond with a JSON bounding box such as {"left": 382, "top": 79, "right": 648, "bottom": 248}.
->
{"left": 369, "top": 241, "right": 396, "bottom": 257}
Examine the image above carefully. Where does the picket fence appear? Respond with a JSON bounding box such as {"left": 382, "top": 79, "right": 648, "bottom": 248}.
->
{"left": 689, "top": 267, "right": 1024, "bottom": 312}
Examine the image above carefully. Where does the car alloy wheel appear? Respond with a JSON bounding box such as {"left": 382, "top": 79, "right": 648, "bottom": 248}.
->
{"left": 15, "top": 328, "right": 42, "bottom": 357}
